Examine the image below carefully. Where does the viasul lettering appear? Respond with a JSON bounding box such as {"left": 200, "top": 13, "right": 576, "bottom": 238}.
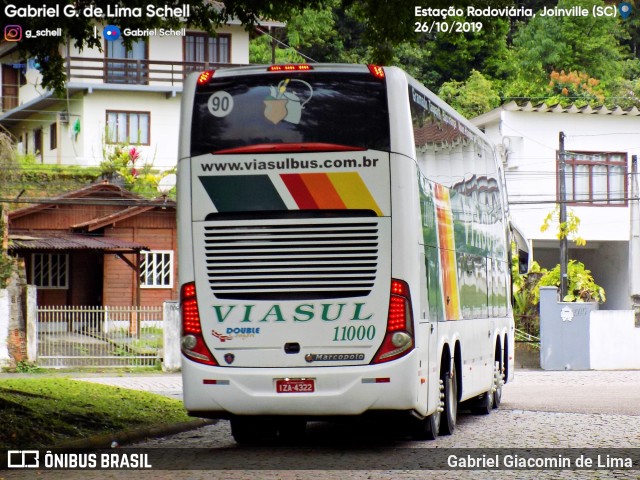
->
{"left": 211, "top": 302, "right": 373, "bottom": 323}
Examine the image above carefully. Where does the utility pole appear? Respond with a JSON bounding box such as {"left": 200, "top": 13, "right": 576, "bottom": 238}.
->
{"left": 630, "top": 155, "right": 640, "bottom": 325}
{"left": 558, "top": 132, "right": 568, "bottom": 300}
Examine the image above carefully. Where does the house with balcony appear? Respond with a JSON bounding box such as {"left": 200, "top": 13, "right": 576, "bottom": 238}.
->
{"left": 472, "top": 101, "right": 640, "bottom": 310}
{"left": 0, "top": 18, "right": 283, "bottom": 169}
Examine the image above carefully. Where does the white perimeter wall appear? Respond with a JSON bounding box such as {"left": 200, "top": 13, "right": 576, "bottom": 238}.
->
{"left": 590, "top": 310, "right": 640, "bottom": 369}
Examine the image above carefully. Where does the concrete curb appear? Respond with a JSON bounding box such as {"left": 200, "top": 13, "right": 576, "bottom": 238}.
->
{"left": 56, "top": 419, "right": 216, "bottom": 449}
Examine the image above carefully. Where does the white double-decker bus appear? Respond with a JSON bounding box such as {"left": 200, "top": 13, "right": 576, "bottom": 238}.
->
{"left": 178, "top": 64, "right": 514, "bottom": 443}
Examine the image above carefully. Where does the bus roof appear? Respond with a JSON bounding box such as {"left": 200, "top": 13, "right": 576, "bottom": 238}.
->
{"left": 201, "top": 63, "right": 375, "bottom": 78}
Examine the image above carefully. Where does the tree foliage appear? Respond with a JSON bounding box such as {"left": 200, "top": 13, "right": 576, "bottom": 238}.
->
{"left": 4, "top": 0, "right": 321, "bottom": 93}
{"left": 540, "top": 205, "right": 587, "bottom": 247}
{"left": 438, "top": 70, "right": 502, "bottom": 118}
{"left": 504, "top": 0, "right": 628, "bottom": 105}
{"left": 539, "top": 260, "right": 606, "bottom": 303}
{"left": 6, "top": 0, "right": 640, "bottom": 114}
{"left": 511, "top": 0, "right": 625, "bottom": 81}
{"left": 512, "top": 257, "right": 606, "bottom": 337}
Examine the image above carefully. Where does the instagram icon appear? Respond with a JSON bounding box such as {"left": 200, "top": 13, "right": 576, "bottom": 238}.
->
{"left": 4, "top": 25, "right": 22, "bottom": 41}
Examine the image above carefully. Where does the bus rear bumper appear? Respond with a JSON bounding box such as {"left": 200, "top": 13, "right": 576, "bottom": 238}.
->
{"left": 182, "top": 354, "right": 420, "bottom": 417}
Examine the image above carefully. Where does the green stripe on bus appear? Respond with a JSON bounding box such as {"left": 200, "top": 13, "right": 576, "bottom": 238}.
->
{"left": 199, "top": 175, "right": 287, "bottom": 212}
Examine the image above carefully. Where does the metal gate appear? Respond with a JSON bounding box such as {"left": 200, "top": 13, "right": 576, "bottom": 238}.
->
{"left": 37, "top": 305, "right": 163, "bottom": 368}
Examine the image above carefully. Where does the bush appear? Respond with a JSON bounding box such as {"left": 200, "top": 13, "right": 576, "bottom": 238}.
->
{"left": 512, "top": 259, "right": 606, "bottom": 337}
{"left": 538, "top": 260, "right": 606, "bottom": 303}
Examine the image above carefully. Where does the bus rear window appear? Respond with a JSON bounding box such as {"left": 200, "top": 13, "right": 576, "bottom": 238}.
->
{"left": 191, "top": 72, "right": 390, "bottom": 156}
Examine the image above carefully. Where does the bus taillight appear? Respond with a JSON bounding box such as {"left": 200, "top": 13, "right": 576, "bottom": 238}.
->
{"left": 372, "top": 279, "right": 415, "bottom": 364}
{"left": 368, "top": 64, "right": 385, "bottom": 80}
{"left": 180, "top": 282, "right": 218, "bottom": 366}
{"left": 197, "top": 70, "right": 215, "bottom": 85}
{"left": 267, "top": 64, "right": 313, "bottom": 72}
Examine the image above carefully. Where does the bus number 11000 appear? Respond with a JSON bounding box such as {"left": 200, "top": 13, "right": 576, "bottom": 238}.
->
{"left": 333, "top": 325, "right": 376, "bottom": 342}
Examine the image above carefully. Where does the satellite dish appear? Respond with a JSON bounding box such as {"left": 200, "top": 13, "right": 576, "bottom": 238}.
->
{"left": 157, "top": 174, "right": 177, "bottom": 195}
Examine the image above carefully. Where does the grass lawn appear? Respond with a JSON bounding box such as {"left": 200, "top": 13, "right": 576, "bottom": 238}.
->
{"left": 0, "top": 378, "right": 192, "bottom": 449}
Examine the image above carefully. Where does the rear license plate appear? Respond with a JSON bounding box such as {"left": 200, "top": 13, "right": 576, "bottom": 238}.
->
{"left": 276, "top": 378, "right": 315, "bottom": 393}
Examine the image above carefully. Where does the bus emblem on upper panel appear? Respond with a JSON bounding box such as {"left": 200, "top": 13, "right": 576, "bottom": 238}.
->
{"left": 264, "top": 79, "right": 313, "bottom": 125}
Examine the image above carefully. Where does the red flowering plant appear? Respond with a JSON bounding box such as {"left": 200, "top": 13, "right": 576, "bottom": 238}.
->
{"left": 100, "top": 143, "right": 166, "bottom": 197}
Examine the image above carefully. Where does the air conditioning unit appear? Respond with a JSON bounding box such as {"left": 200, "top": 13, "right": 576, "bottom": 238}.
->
{"left": 58, "top": 111, "right": 69, "bottom": 123}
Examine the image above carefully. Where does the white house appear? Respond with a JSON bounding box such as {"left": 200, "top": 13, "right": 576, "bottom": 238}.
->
{"left": 0, "top": 19, "right": 283, "bottom": 170}
{"left": 473, "top": 101, "right": 640, "bottom": 311}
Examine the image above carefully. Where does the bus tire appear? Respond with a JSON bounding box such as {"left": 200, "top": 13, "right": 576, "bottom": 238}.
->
{"left": 472, "top": 391, "right": 493, "bottom": 415}
{"left": 471, "top": 372, "right": 494, "bottom": 415}
{"left": 440, "top": 364, "right": 457, "bottom": 436}
{"left": 411, "top": 411, "right": 439, "bottom": 440}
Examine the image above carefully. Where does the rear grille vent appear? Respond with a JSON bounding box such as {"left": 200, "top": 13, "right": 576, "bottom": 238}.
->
{"left": 203, "top": 221, "right": 379, "bottom": 300}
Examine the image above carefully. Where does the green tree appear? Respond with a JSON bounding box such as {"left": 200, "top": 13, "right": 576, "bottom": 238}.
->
{"left": 428, "top": 17, "right": 511, "bottom": 88}
{"left": 250, "top": 0, "right": 364, "bottom": 65}
{"left": 438, "top": 70, "right": 501, "bottom": 118}
{"left": 620, "top": 10, "right": 640, "bottom": 60}
{"left": 506, "top": 0, "right": 627, "bottom": 101}
{"left": 249, "top": 34, "right": 305, "bottom": 64}
{"left": 540, "top": 205, "right": 586, "bottom": 247}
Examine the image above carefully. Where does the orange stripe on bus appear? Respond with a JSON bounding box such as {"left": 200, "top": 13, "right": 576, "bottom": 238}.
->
{"left": 300, "top": 173, "right": 346, "bottom": 209}
{"left": 434, "top": 184, "right": 461, "bottom": 320}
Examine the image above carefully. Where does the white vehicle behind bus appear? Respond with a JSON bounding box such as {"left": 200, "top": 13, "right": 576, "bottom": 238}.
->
{"left": 178, "top": 64, "right": 515, "bottom": 443}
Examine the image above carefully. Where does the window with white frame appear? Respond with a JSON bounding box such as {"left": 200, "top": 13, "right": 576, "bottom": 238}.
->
{"left": 560, "top": 151, "right": 627, "bottom": 206}
{"left": 184, "top": 33, "right": 230, "bottom": 64}
{"left": 140, "top": 250, "right": 173, "bottom": 288}
{"left": 32, "top": 253, "right": 69, "bottom": 289}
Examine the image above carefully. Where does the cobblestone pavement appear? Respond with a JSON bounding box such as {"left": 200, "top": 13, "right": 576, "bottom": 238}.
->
{"left": 3, "top": 369, "right": 639, "bottom": 480}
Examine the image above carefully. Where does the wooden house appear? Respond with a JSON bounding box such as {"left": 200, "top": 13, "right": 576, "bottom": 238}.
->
{"left": 7, "top": 183, "right": 177, "bottom": 308}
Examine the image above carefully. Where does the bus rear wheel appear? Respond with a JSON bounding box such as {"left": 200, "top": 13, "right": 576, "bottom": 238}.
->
{"left": 471, "top": 389, "right": 493, "bottom": 415}
{"left": 411, "top": 410, "right": 440, "bottom": 440}
{"left": 440, "top": 364, "right": 457, "bottom": 435}
{"left": 471, "top": 367, "right": 496, "bottom": 415}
